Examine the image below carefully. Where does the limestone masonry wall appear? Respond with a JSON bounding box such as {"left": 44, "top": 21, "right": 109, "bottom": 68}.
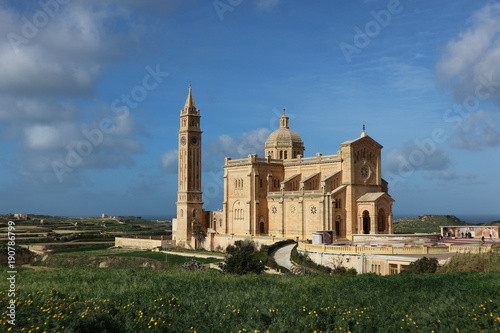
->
{"left": 115, "top": 236, "right": 173, "bottom": 250}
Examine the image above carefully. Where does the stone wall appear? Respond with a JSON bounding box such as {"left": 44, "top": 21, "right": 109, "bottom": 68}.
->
{"left": 297, "top": 247, "right": 421, "bottom": 275}
{"left": 202, "top": 233, "right": 294, "bottom": 251}
{"left": 352, "top": 233, "right": 440, "bottom": 246}
{"left": 115, "top": 236, "right": 173, "bottom": 250}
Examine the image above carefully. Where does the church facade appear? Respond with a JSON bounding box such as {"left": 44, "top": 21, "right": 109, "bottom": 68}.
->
{"left": 173, "top": 88, "right": 394, "bottom": 248}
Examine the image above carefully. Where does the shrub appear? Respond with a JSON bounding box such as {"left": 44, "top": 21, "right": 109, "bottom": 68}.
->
{"left": 438, "top": 251, "right": 500, "bottom": 273}
{"left": 404, "top": 257, "right": 439, "bottom": 274}
{"left": 332, "top": 266, "right": 358, "bottom": 275}
{"left": 182, "top": 259, "right": 206, "bottom": 271}
{"left": 219, "top": 240, "right": 267, "bottom": 275}
{"left": 330, "top": 255, "right": 357, "bottom": 275}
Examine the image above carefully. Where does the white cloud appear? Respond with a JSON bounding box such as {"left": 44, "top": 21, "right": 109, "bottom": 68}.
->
{"left": 24, "top": 123, "right": 76, "bottom": 150}
{"left": 384, "top": 142, "right": 451, "bottom": 174}
{"left": 160, "top": 149, "right": 178, "bottom": 173}
{"left": 436, "top": 3, "right": 500, "bottom": 104}
{"left": 0, "top": 2, "right": 152, "bottom": 185}
{"left": 254, "top": 0, "right": 280, "bottom": 11}
{"left": 450, "top": 110, "right": 500, "bottom": 150}
{"left": 160, "top": 128, "right": 272, "bottom": 175}
{"left": 0, "top": 1, "right": 133, "bottom": 97}
{"left": 0, "top": 97, "right": 78, "bottom": 123}
{"left": 210, "top": 128, "right": 271, "bottom": 159}
{"left": 423, "top": 170, "right": 476, "bottom": 181}
{"left": 6, "top": 104, "right": 146, "bottom": 184}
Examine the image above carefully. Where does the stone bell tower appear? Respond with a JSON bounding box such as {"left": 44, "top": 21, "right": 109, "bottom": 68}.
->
{"left": 174, "top": 86, "right": 204, "bottom": 246}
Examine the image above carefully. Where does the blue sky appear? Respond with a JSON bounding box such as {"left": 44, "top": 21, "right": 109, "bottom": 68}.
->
{"left": 0, "top": 0, "right": 499, "bottom": 220}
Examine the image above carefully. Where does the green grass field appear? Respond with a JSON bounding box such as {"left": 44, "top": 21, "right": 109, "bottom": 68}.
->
{"left": 50, "top": 245, "right": 115, "bottom": 254}
{"left": 42, "top": 247, "right": 223, "bottom": 268}
{"left": 1, "top": 268, "right": 498, "bottom": 332}
{"left": 115, "top": 251, "right": 221, "bottom": 265}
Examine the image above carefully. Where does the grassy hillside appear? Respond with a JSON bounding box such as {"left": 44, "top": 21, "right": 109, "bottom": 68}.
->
{"left": 393, "top": 215, "right": 471, "bottom": 233}
{"left": 0, "top": 214, "right": 171, "bottom": 249}
{"left": 1, "top": 268, "right": 498, "bottom": 332}
{"left": 483, "top": 220, "right": 500, "bottom": 227}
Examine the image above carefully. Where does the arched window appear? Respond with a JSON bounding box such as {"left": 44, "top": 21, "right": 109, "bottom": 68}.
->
{"left": 362, "top": 211, "right": 370, "bottom": 234}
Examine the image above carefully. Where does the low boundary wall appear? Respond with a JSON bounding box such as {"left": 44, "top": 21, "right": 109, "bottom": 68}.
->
{"left": 297, "top": 242, "right": 494, "bottom": 275}
{"left": 115, "top": 236, "right": 173, "bottom": 250}
{"left": 298, "top": 242, "right": 493, "bottom": 255}
{"left": 207, "top": 234, "right": 295, "bottom": 251}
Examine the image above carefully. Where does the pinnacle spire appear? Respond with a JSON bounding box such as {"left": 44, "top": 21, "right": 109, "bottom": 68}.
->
{"left": 184, "top": 85, "right": 197, "bottom": 113}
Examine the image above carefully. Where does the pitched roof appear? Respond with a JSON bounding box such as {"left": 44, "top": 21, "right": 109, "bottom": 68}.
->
{"left": 321, "top": 171, "right": 340, "bottom": 182}
{"left": 281, "top": 174, "right": 300, "bottom": 184}
{"left": 357, "top": 192, "right": 389, "bottom": 202}
{"left": 300, "top": 172, "right": 320, "bottom": 183}
{"left": 340, "top": 132, "right": 383, "bottom": 148}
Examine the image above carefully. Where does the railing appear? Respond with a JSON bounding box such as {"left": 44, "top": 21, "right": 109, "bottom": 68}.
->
{"left": 225, "top": 156, "right": 283, "bottom": 166}
{"left": 116, "top": 235, "right": 171, "bottom": 240}
{"left": 449, "top": 245, "right": 493, "bottom": 254}
{"left": 298, "top": 242, "right": 493, "bottom": 255}
{"left": 285, "top": 155, "right": 340, "bottom": 164}
{"left": 224, "top": 154, "right": 340, "bottom": 166}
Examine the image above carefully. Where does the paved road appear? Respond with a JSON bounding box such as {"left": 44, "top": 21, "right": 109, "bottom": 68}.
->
{"left": 272, "top": 244, "right": 296, "bottom": 270}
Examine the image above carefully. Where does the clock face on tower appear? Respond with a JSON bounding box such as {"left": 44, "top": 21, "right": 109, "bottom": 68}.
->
{"left": 360, "top": 166, "right": 369, "bottom": 178}
{"left": 191, "top": 136, "right": 199, "bottom": 145}
{"left": 180, "top": 136, "right": 186, "bottom": 145}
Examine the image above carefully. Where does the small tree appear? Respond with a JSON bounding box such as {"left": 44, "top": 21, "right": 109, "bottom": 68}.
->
{"left": 192, "top": 224, "right": 207, "bottom": 249}
{"left": 405, "top": 256, "right": 438, "bottom": 274}
{"left": 219, "top": 240, "right": 266, "bottom": 275}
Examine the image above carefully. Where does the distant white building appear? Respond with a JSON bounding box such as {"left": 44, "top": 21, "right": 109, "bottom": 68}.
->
{"left": 441, "top": 226, "right": 498, "bottom": 239}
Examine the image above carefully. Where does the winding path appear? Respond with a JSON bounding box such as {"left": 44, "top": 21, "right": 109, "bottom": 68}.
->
{"left": 272, "top": 243, "right": 296, "bottom": 270}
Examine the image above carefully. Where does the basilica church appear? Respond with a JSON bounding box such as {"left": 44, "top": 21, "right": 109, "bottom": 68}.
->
{"left": 172, "top": 88, "right": 394, "bottom": 248}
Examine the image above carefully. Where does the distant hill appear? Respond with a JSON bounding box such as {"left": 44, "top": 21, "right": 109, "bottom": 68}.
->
{"left": 393, "top": 215, "right": 472, "bottom": 234}
{"left": 482, "top": 221, "right": 500, "bottom": 227}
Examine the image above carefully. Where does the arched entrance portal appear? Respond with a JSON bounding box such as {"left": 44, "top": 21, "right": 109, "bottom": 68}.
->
{"left": 259, "top": 221, "right": 265, "bottom": 234}
{"left": 335, "top": 215, "right": 345, "bottom": 238}
{"left": 362, "top": 211, "right": 371, "bottom": 234}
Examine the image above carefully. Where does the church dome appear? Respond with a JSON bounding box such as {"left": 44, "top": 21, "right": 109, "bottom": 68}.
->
{"left": 265, "top": 128, "right": 304, "bottom": 149}
{"left": 264, "top": 111, "right": 305, "bottom": 159}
